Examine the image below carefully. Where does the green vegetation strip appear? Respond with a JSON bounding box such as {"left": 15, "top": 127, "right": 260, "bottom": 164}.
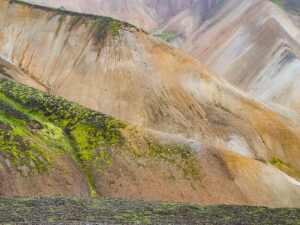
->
{"left": 271, "top": 156, "right": 300, "bottom": 181}
{"left": 0, "top": 78, "right": 128, "bottom": 195}
{"left": 162, "top": 32, "right": 177, "bottom": 42}
{"left": 0, "top": 196, "right": 300, "bottom": 224}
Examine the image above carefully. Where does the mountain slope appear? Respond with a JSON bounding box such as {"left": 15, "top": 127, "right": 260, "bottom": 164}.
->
{"left": 2, "top": 0, "right": 300, "bottom": 173}
{"left": 2, "top": 78, "right": 300, "bottom": 207}
{"left": 21, "top": 0, "right": 300, "bottom": 114}
{"left": 152, "top": 0, "right": 227, "bottom": 48}
{"left": 182, "top": 0, "right": 300, "bottom": 114}
{"left": 2, "top": 0, "right": 300, "bottom": 207}
{"left": 22, "top": 0, "right": 196, "bottom": 32}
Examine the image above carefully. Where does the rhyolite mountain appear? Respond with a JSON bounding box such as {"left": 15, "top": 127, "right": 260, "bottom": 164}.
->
{"left": 21, "top": 0, "right": 300, "bottom": 115}
{"left": 22, "top": 0, "right": 197, "bottom": 31}
{"left": 22, "top": 0, "right": 226, "bottom": 46}
{"left": 181, "top": 0, "right": 300, "bottom": 116}
{"left": 1, "top": 0, "right": 300, "bottom": 208}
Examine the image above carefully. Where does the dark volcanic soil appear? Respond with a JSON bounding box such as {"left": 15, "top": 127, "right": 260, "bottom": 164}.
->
{"left": 0, "top": 196, "right": 300, "bottom": 224}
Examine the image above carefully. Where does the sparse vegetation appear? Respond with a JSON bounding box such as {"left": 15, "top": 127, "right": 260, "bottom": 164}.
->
{"left": 163, "top": 31, "right": 177, "bottom": 41}
{"left": 0, "top": 64, "right": 12, "bottom": 79}
{"left": 0, "top": 77, "right": 207, "bottom": 196}
{"left": 147, "top": 141, "right": 201, "bottom": 180}
{"left": 152, "top": 29, "right": 177, "bottom": 42}
{"left": 0, "top": 196, "right": 300, "bottom": 224}
{"left": 270, "top": 156, "right": 300, "bottom": 181}
{"left": 0, "top": 78, "right": 128, "bottom": 195}
{"left": 8, "top": 0, "right": 146, "bottom": 45}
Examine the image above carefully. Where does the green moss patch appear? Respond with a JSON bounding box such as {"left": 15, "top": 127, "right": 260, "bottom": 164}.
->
{"left": 0, "top": 121, "right": 54, "bottom": 172}
{"left": 270, "top": 156, "right": 300, "bottom": 181}
{"left": 152, "top": 29, "right": 177, "bottom": 42}
{"left": 162, "top": 31, "right": 177, "bottom": 42}
{"left": 147, "top": 141, "right": 201, "bottom": 180}
{"left": 0, "top": 78, "right": 129, "bottom": 194}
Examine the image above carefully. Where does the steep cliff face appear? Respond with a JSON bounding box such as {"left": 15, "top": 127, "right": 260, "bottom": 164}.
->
{"left": 2, "top": 0, "right": 300, "bottom": 207}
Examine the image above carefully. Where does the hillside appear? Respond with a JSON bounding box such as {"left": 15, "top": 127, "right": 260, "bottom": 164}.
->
{"left": 1, "top": 0, "right": 300, "bottom": 207}
{"left": 20, "top": 0, "right": 300, "bottom": 115}
{"left": 2, "top": 78, "right": 300, "bottom": 207}
{"left": 22, "top": 0, "right": 227, "bottom": 47}
{"left": 182, "top": 0, "right": 300, "bottom": 114}
{"left": 22, "top": 0, "right": 196, "bottom": 32}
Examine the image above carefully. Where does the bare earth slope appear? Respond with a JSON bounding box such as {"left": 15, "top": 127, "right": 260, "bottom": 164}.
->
{"left": 182, "top": 0, "right": 300, "bottom": 114}
{"left": 1, "top": 0, "right": 300, "bottom": 207}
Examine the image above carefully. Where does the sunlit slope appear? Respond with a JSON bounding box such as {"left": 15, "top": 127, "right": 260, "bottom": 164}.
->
{"left": 1, "top": 78, "right": 300, "bottom": 207}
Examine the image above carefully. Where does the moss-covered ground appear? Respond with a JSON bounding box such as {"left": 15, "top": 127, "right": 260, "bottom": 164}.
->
{"left": 0, "top": 78, "right": 128, "bottom": 195}
{"left": 0, "top": 77, "right": 205, "bottom": 196}
{"left": 0, "top": 195, "right": 299, "bottom": 224}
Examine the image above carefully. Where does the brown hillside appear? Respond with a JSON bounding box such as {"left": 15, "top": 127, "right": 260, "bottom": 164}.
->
{"left": 1, "top": 0, "right": 300, "bottom": 207}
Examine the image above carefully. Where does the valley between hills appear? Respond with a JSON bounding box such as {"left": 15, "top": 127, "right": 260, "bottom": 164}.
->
{"left": 1, "top": 0, "right": 300, "bottom": 223}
